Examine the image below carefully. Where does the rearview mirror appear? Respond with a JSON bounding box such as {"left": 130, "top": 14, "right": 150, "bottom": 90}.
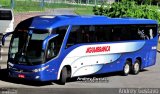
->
{"left": 2, "top": 32, "right": 13, "bottom": 46}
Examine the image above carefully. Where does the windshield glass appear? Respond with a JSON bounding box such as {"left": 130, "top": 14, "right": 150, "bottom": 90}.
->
{"left": 9, "top": 26, "right": 68, "bottom": 65}
{"left": 9, "top": 29, "right": 49, "bottom": 65}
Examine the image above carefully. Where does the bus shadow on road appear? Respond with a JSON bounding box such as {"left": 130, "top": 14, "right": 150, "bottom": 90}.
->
{"left": 54, "top": 69, "right": 149, "bottom": 85}
{"left": 0, "top": 68, "right": 148, "bottom": 86}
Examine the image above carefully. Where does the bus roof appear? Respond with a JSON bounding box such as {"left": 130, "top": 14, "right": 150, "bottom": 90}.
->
{"left": 17, "top": 15, "right": 158, "bottom": 31}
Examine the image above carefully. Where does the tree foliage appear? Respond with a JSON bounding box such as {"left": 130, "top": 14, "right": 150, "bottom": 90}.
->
{"left": 93, "top": 1, "right": 160, "bottom": 23}
{"left": 119, "top": 0, "right": 160, "bottom": 5}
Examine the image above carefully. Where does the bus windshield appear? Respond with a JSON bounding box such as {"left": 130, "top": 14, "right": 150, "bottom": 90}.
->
{"left": 9, "top": 30, "right": 49, "bottom": 65}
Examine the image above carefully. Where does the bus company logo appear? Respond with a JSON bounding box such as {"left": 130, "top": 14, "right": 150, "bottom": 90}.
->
{"left": 86, "top": 46, "right": 110, "bottom": 53}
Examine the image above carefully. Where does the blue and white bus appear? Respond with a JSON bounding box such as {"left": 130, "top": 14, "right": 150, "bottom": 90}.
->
{"left": 2, "top": 15, "right": 158, "bottom": 85}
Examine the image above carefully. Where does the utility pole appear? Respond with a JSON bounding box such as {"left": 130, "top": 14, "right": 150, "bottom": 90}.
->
{"left": 95, "top": 0, "right": 96, "bottom": 5}
{"left": 40, "top": 0, "right": 44, "bottom": 7}
{"left": 11, "top": 0, "right": 15, "bottom": 9}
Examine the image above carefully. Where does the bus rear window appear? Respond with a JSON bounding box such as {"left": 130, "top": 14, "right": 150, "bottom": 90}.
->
{"left": 0, "top": 10, "right": 12, "bottom": 20}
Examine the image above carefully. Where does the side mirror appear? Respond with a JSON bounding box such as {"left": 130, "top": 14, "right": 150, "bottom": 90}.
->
{"left": 0, "top": 33, "right": 3, "bottom": 46}
{"left": 42, "top": 34, "right": 59, "bottom": 50}
{"left": 2, "top": 32, "right": 13, "bottom": 46}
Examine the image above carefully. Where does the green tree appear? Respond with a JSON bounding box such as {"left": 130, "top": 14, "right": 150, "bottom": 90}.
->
{"left": 93, "top": 0, "right": 160, "bottom": 23}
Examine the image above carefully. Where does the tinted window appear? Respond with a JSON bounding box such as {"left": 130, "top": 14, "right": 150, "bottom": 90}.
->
{"left": 51, "top": 26, "right": 68, "bottom": 41}
{"left": 31, "top": 30, "right": 49, "bottom": 40}
{"left": 66, "top": 26, "right": 95, "bottom": 48}
{"left": 45, "top": 26, "right": 68, "bottom": 61}
{"left": 66, "top": 25, "right": 157, "bottom": 48}
{"left": 0, "top": 10, "right": 12, "bottom": 20}
{"left": 46, "top": 38, "right": 57, "bottom": 61}
{"left": 9, "top": 31, "right": 49, "bottom": 65}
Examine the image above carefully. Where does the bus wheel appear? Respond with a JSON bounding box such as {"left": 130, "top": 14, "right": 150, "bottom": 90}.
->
{"left": 122, "top": 61, "right": 131, "bottom": 76}
{"left": 59, "top": 67, "right": 68, "bottom": 85}
{"left": 132, "top": 60, "right": 140, "bottom": 75}
{"left": 67, "top": 69, "right": 71, "bottom": 81}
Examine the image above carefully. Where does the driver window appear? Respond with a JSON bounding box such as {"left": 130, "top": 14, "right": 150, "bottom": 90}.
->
{"left": 46, "top": 39, "right": 55, "bottom": 61}
{"left": 45, "top": 35, "right": 64, "bottom": 62}
{"left": 46, "top": 26, "right": 68, "bottom": 61}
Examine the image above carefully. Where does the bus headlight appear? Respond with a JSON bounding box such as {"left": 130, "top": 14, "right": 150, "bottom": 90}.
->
{"left": 32, "top": 65, "right": 49, "bottom": 73}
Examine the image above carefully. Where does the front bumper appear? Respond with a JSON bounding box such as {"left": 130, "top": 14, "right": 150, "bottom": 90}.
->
{"left": 8, "top": 69, "right": 58, "bottom": 81}
{"left": 8, "top": 70, "right": 43, "bottom": 81}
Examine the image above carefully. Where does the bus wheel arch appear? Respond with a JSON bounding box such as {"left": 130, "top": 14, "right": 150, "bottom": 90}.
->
{"left": 58, "top": 65, "right": 72, "bottom": 85}
{"left": 126, "top": 58, "right": 132, "bottom": 65}
{"left": 136, "top": 57, "right": 142, "bottom": 68}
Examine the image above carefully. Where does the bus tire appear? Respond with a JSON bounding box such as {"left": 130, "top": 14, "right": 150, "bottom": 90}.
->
{"left": 59, "top": 67, "right": 68, "bottom": 85}
{"left": 67, "top": 69, "right": 71, "bottom": 81}
{"left": 132, "top": 60, "right": 140, "bottom": 75}
{"left": 122, "top": 61, "right": 131, "bottom": 76}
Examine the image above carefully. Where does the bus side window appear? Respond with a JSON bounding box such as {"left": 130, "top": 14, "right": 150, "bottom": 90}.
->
{"left": 149, "top": 29, "right": 153, "bottom": 39}
{"left": 137, "top": 26, "right": 157, "bottom": 40}
{"left": 143, "top": 28, "right": 155, "bottom": 40}
{"left": 94, "top": 25, "right": 112, "bottom": 42}
{"left": 66, "top": 31, "right": 77, "bottom": 48}
{"left": 82, "top": 29, "right": 90, "bottom": 43}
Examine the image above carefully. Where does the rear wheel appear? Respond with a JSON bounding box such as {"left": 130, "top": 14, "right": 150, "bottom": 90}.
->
{"left": 132, "top": 60, "right": 140, "bottom": 75}
{"left": 59, "top": 67, "right": 68, "bottom": 85}
{"left": 122, "top": 61, "right": 131, "bottom": 76}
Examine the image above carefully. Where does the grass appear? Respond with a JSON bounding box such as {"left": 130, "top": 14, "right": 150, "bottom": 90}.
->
{"left": 74, "top": 6, "right": 94, "bottom": 15}
{"left": 0, "top": 0, "right": 94, "bottom": 14}
{"left": 45, "top": 3, "right": 94, "bottom": 15}
{"left": 0, "top": 0, "right": 10, "bottom": 8}
{"left": 45, "top": 3, "right": 85, "bottom": 9}
{"left": 0, "top": 0, "right": 44, "bottom": 12}
{"left": 14, "top": 1, "right": 44, "bottom": 12}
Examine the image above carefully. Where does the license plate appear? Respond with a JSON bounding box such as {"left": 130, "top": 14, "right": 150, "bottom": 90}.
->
{"left": 18, "top": 74, "right": 25, "bottom": 78}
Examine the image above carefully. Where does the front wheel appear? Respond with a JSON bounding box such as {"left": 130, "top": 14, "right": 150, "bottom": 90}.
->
{"left": 59, "top": 67, "right": 68, "bottom": 85}
{"left": 132, "top": 60, "right": 140, "bottom": 75}
{"left": 122, "top": 61, "right": 131, "bottom": 76}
